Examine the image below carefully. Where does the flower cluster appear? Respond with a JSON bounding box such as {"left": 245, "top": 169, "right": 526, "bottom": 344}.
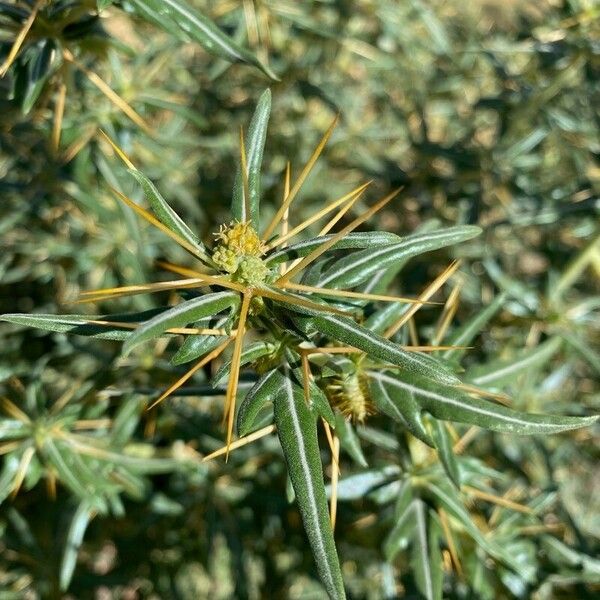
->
{"left": 212, "top": 221, "right": 270, "bottom": 285}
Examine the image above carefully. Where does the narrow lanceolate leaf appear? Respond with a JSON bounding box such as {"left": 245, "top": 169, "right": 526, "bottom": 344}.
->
{"left": 329, "top": 466, "right": 400, "bottom": 501}
{"left": 232, "top": 89, "right": 271, "bottom": 226}
{"left": 370, "top": 375, "right": 433, "bottom": 446}
{"left": 60, "top": 502, "right": 93, "bottom": 591}
{"left": 128, "top": 0, "right": 277, "bottom": 79}
{"left": 128, "top": 168, "right": 207, "bottom": 255}
{"left": 368, "top": 371, "right": 597, "bottom": 435}
{"left": 214, "top": 341, "right": 277, "bottom": 386}
{"left": 0, "top": 313, "right": 137, "bottom": 340}
{"left": 0, "top": 456, "right": 21, "bottom": 505}
{"left": 308, "top": 314, "right": 459, "bottom": 385}
{"left": 334, "top": 414, "right": 368, "bottom": 467}
{"left": 237, "top": 368, "right": 283, "bottom": 436}
{"left": 430, "top": 418, "right": 461, "bottom": 488}
{"left": 424, "top": 481, "right": 520, "bottom": 574}
{"left": 265, "top": 232, "right": 400, "bottom": 265}
{"left": 411, "top": 500, "right": 442, "bottom": 600}
{"left": 361, "top": 220, "right": 443, "bottom": 295}
{"left": 384, "top": 483, "right": 415, "bottom": 560}
{"left": 273, "top": 375, "right": 346, "bottom": 599}
{"left": 467, "top": 337, "right": 562, "bottom": 387}
{"left": 171, "top": 332, "right": 224, "bottom": 365}
{"left": 123, "top": 292, "right": 239, "bottom": 355}
{"left": 315, "top": 226, "right": 482, "bottom": 289}
{"left": 442, "top": 292, "right": 507, "bottom": 362}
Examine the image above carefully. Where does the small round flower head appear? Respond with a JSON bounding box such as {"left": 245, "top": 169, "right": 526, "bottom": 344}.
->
{"left": 236, "top": 256, "right": 270, "bottom": 286}
{"left": 212, "top": 221, "right": 270, "bottom": 286}
{"left": 214, "top": 221, "right": 265, "bottom": 258}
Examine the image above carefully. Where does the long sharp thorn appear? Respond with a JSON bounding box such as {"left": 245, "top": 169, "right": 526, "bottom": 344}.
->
{"left": 322, "top": 419, "right": 336, "bottom": 456}
{"left": 384, "top": 260, "right": 461, "bottom": 338}
{"left": 155, "top": 260, "right": 206, "bottom": 279}
{"left": 148, "top": 339, "right": 232, "bottom": 410}
{"left": 224, "top": 292, "right": 252, "bottom": 459}
{"left": 284, "top": 183, "right": 369, "bottom": 273}
{"left": 262, "top": 114, "right": 339, "bottom": 240}
{"left": 438, "top": 509, "right": 463, "bottom": 578}
{"left": 453, "top": 426, "right": 478, "bottom": 454}
{"left": 0, "top": 0, "right": 44, "bottom": 77}
{"left": 77, "top": 278, "right": 206, "bottom": 302}
{"left": 203, "top": 424, "right": 276, "bottom": 462}
{"left": 109, "top": 187, "right": 214, "bottom": 265}
{"left": 279, "top": 162, "right": 291, "bottom": 275}
{"left": 0, "top": 396, "right": 31, "bottom": 423}
{"left": 282, "top": 282, "right": 437, "bottom": 305}
{"left": 52, "top": 83, "right": 67, "bottom": 153}
{"left": 318, "top": 183, "right": 367, "bottom": 236}
{"left": 463, "top": 485, "right": 533, "bottom": 514}
{"left": 10, "top": 447, "right": 36, "bottom": 499}
{"left": 267, "top": 181, "right": 371, "bottom": 250}
{"left": 256, "top": 287, "right": 353, "bottom": 316}
{"left": 457, "top": 383, "right": 511, "bottom": 404}
{"left": 82, "top": 319, "right": 230, "bottom": 336}
{"left": 330, "top": 433, "right": 340, "bottom": 530}
{"left": 306, "top": 347, "right": 362, "bottom": 355}
{"left": 99, "top": 129, "right": 136, "bottom": 169}
{"left": 277, "top": 187, "right": 401, "bottom": 284}
{"left": 63, "top": 49, "right": 152, "bottom": 134}
{"left": 432, "top": 280, "right": 462, "bottom": 345}
{"left": 78, "top": 274, "right": 244, "bottom": 301}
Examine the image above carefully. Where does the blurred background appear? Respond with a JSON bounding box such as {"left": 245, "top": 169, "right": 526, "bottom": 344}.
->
{"left": 0, "top": 1, "right": 598, "bottom": 598}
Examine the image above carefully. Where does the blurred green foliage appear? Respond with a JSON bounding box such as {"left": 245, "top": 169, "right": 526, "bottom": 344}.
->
{"left": 1, "top": 0, "right": 599, "bottom": 598}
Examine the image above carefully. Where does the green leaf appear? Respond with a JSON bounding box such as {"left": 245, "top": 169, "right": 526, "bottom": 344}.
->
{"left": 0, "top": 420, "right": 30, "bottom": 441}
{"left": 368, "top": 370, "right": 597, "bottom": 434}
{"left": 467, "top": 337, "right": 562, "bottom": 387}
{"left": 0, "top": 455, "right": 21, "bottom": 505}
{"left": 16, "top": 40, "right": 60, "bottom": 115}
{"left": 383, "top": 488, "right": 416, "bottom": 561}
{"left": 411, "top": 500, "right": 442, "bottom": 600}
{"left": 60, "top": 502, "right": 93, "bottom": 591}
{"left": 110, "top": 397, "right": 142, "bottom": 447}
{"left": 360, "top": 220, "right": 443, "bottom": 296}
{"left": 128, "top": 0, "right": 278, "bottom": 79}
{"left": 1, "top": 313, "right": 133, "bottom": 340}
{"left": 171, "top": 333, "right": 224, "bottom": 365}
{"left": 315, "top": 226, "right": 481, "bottom": 289}
{"left": 232, "top": 89, "right": 271, "bottom": 226}
{"left": 370, "top": 373, "right": 434, "bottom": 446}
{"left": 334, "top": 414, "right": 368, "bottom": 467}
{"left": 363, "top": 302, "right": 408, "bottom": 336}
{"left": 128, "top": 168, "right": 207, "bottom": 255}
{"left": 561, "top": 331, "right": 600, "bottom": 376}
{"left": 484, "top": 259, "right": 539, "bottom": 311}
{"left": 265, "top": 232, "right": 401, "bottom": 265}
{"left": 237, "top": 368, "right": 283, "bottom": 436}
{"left": 40, "top": 439, "right": 96, "bottom": 503}
{"left": 273, "top": 374, "right": 346, "bottom": 599}
{"left": 424, "top": 480, "right": 524, "bottom": 576}
{"left": 307, "top": 314, "right": 460, "bottom": 385}
{"left": 330, "top": 466, "right": 400, "bottom": 501}
{"left": 284, "top": 349, "right": 336, "bottom": 427}
{"left": 214, "top": 341, "right": 277, "bottom": 386}
{"left": 307, "top": 381, "right": 336, "bottom": 428}
{"left": 441, "top": 292, "right": 507, "bottom": 362}
{"left": 122, "top": 291, "right": 239, "bottom": 355}
{"left": 430, "top": 418, "right": 461, "bottom": 487}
